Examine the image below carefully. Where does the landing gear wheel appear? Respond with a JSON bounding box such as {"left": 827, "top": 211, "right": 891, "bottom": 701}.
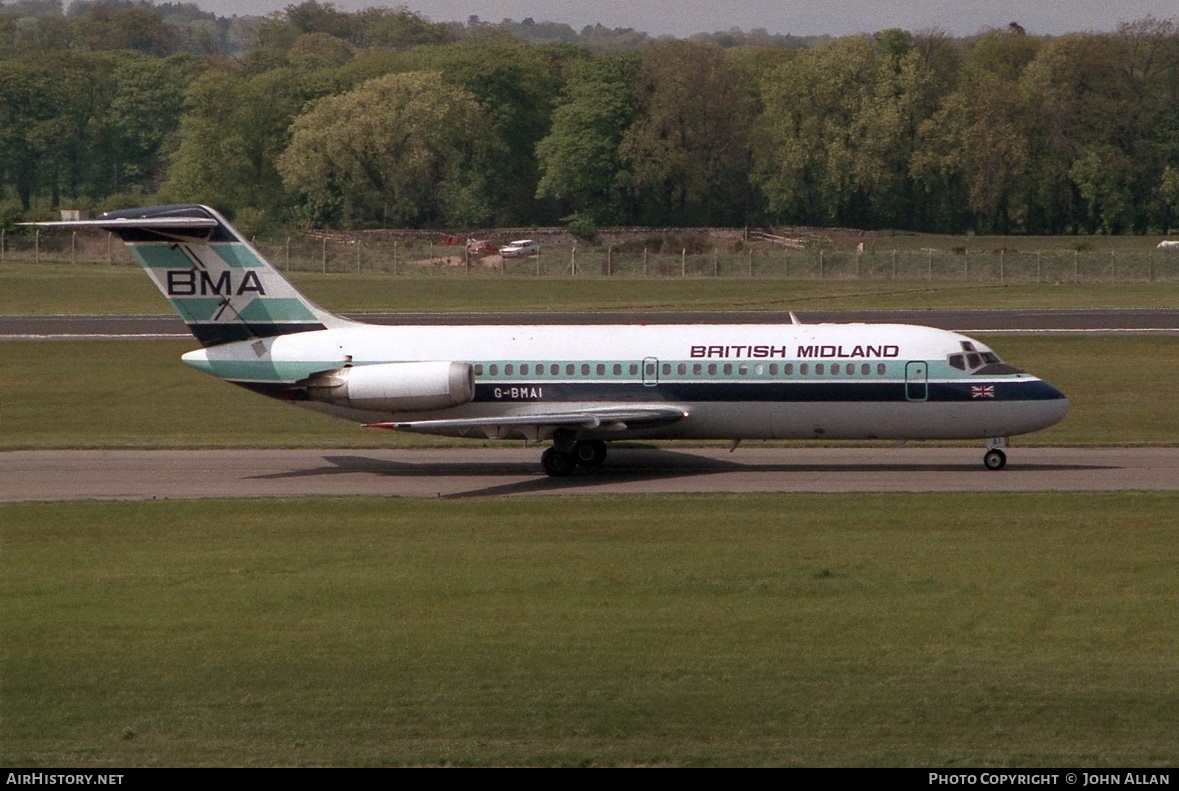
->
{"left": 573, "top": 440, "right": 608, "bottom": 468}
{"left": 541, "top": 447, "right": 577, "bottom": 477}
{"left": 984, "top": 449, "right": 1007, "bottom": 471}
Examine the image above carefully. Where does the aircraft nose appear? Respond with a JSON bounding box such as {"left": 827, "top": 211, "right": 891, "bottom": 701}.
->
{"left": 1036, "top": 381, "right": 1070, "bottom": 429}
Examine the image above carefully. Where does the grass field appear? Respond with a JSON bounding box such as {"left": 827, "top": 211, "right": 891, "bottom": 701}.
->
{"left": 3, "top": 261, "right": 1179, "bottom": 315}
{"left": 3, "top": 494, "right": 1176, "bottom": 767}
{"left": 2, "top": 335, "right": 1176, "bottom": 449}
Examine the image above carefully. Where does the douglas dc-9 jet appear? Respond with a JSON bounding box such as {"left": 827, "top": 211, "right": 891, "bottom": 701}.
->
{"left": 32, "top": 205, "right": 1068, "bottom": 476}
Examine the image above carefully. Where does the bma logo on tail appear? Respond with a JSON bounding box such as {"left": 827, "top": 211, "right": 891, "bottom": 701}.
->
{"left": 165, "top": 269, "right": 266, "bottom": 297}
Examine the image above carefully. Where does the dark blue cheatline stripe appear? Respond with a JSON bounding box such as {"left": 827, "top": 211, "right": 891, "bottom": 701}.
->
{"left": 189, "top": 322, "right": 327, "bottom": 347}
{"left": 226, "top": 377, "right": 1064, "bottom": 405}
{"left": 467, "top": 379, "right": 1063, "bottom": 404}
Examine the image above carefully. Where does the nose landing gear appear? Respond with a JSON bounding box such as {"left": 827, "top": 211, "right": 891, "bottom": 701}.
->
{"left": 984, "top": 437, "right": 1008, "bottom": 470}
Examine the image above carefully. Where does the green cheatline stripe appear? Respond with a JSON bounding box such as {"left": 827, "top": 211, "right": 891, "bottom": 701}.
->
{"left": 168, "top": 297, "right": 317, "bottom": 323}
{"left": 132, "top": 242, "right": 258, "bottom": 269}
{"left": 186, "top": 358, "right": 339, "bottom": 381}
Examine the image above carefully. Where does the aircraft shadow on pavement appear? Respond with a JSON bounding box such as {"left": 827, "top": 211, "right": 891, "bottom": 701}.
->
{"left": 247, "top": 448, "right": 1114, "bottom": 498}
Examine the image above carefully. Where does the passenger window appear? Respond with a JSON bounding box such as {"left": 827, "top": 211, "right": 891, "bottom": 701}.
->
{"left": 723, "top": 363, "right": 733, "bottom": 375}
{"left": 678, "top": 363, "right": 687, "bottom": 375}
{"left": 693, "top": 363, "right": 703, "bottom": 375}
{"left": 596, "top": 364, "right": 605, "bottom": 375}
{"left": 474, "top": 364, "right": 483, "bottom": 376}
{"left": 861, "top": 364, "right": 869, "bottom": 375}
{"left": 613, "top": 364, "right": 622, "bottom": 376}
{"left": 800, "top": 363, "right": 808, "bottom": 375}
{"left": 816, "top": 363, "right": 825, "bottom": 375}
{"left": 831, "top": 363, "right": 839, "bottom": 375}
{"left": 662, "top": 363, "right": 671, "bottom": 375}
{"left": 768, "top": 363, "right": 778, "bottom": 375}
{"left": 581, "top": 364, "right": 590, "bottom": 375}
{"left": 551, "top": 363, "right": 559, "bottom": 375}
{"left": 520, "top": 364, "right": 529, "bottom": 375}
{"left": 785, "top": 363, "right": 794, "bottom": 375}
{"left": 490, "top": 364, "right": 499, "bottom": 375}
{"left": 877, "top": 363, "right": 885, "bottom": 375}
{"left": 754, "top": 364, "right": 764, "bottom": 375}
{"left": 505, "top": 364, "right": 514, "bottom": 375}
{"left": 846, "top": 364, "right": 854, "bottom": 375}
{"left": 738, "top": 364, "right": 748, "bottom": 375}
{"left": 629, "top": 363, "right": 638, "bottom": 376}
{"left": 708, "top": 363, "right": 718, "bottom": 375}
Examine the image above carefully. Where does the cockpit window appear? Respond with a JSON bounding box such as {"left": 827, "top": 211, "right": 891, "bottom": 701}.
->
{"left": 950, "top": 349, "right": 1005, "bottom": 373}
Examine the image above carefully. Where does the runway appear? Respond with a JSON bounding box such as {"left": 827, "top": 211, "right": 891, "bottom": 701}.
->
{"left": 2, "top": 446, "right": 1176, "bottom": 501}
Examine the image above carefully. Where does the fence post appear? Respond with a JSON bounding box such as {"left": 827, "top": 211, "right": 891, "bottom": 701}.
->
{"left": 1110, "top": 250, "right": 1115, "bottom": 282}
{"left": 1036, "top": 251, "right": 1041, "bottom": 283}
{"left": 681, "top": 248, "right": 686, "bottom": 278}
{"left": 35, "top": 229, "right": 40, "bottom": 263}
{"left": 356, "top": 240, "right": 361, "bottom": 274}
{"left": 964, "top": 249, "right": 969, "bottom": 281}
{"left": 2, "top": 229, "right": 5, "bottom": 263}
{"left": 1074, "top": 250, "right": 1078, "bottom": 284}
{"left": 643, "top": 248, "right": 648, "bottom": 277}
{"left": 321, "top": 236, "right": 326, "bottom": 274}
{"left": 571, "top": 246, "right": 577, "bottom": 276}
{"left": 535, "top": 246, "right": 540, "bottom": 276}
{"left": 607, "top": 245, "right": 613, "bottom": 276}
{"left": 891, "top": 250, "right": 896, "bottom": 280}
{"left": 927, "top": 249, "right": 932, "bottom": 281}
{"left": 713, "top": 248, "right": 718, "bottom": 277}
{"left": 1148, "top": 251, "right": 1153, "bottom": 282}
{"left": 1000, "top": 249, "right": 1004, "bottom": 283}
{"left": 285, "top": 237, "right": 290, "bottom": 271}
{"left": 748, "top": 248, "right": 753, "bottom": 277}
{"left": 393, "top": 241, "right": 398, "bottom": 275}
{"left": 71, "top": 231, "right": 76, "bottom": 264}
{"left": 819, "top": 249, "right": 824, "bottom": 279}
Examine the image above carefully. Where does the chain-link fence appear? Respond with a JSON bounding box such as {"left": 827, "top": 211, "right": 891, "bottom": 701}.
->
{"left": 5, "top": 228, "right": 1179, "bottom": 283}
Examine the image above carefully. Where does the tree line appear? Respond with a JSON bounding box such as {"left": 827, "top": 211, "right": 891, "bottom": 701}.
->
{"left": 4, "top": 1, "right": 1179, "bottom": 236}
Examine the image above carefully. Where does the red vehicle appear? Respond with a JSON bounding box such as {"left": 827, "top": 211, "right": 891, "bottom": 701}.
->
{"left": 466, "top": 239, "right": 497, "bottom": 255}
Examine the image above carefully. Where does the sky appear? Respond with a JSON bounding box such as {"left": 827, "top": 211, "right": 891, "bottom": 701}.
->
{"left": 191, "top": 0, "right": 1179, "bottom": 38}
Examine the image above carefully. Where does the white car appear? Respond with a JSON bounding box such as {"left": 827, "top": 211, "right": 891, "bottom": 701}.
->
{"left": 499, "top": 239, "right": 539, "bottom": 258}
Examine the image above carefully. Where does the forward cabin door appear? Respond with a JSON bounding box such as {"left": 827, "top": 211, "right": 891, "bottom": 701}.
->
{"left": 905, "top": 360, "right": 928, "bottom": 401}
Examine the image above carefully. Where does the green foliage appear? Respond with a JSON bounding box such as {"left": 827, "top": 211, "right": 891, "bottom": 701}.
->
{"left": 278, "top": 71, "right": 491, "bottom": 228}
{"left": 4, "top": 4, "right": 1179, "bottom": 234}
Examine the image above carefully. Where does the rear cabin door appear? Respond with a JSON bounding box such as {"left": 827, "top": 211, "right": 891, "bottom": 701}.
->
{"left": 642, "top": 356, "right": 659, "bottom": 386}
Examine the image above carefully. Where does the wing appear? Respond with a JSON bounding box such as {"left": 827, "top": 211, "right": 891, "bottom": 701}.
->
{"left": 363, "top": 405, "right": 689, "bottom": 442}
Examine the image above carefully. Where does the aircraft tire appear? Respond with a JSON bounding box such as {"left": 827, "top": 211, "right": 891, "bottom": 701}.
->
{"left": 541, "top": 447, "right": 577, "bottom": 477}
{"left": 984, "top": 449, "right": 1007, "bottom": 471}
{"left": 573, "top": 440, "right": 608, "bottom": 468}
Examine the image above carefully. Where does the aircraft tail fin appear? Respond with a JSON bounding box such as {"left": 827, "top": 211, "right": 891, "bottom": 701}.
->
{"left": 29, "top": 205, "right": 353, "bottom": 347}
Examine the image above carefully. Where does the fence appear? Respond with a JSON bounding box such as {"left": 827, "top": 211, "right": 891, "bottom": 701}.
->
{"left": 5, "top": 228, "right": 1179, "bottom": 283}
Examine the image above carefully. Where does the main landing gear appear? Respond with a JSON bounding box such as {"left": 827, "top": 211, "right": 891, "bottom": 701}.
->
{"left": 983, "top": 437, "right": 1008, "bottom": 471}
{"left": 541, "top": 434, "right": 607, "bottom": 477}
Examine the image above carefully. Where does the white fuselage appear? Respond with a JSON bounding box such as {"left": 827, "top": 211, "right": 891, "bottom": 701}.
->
{"left": 182, "top": 321, "right": 1070, "bottom": 443}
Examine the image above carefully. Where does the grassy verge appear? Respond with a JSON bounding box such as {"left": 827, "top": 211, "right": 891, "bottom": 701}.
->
{"left": 3, "top": 493, "right": 1176, "bottom": 766}
{"left": 3, "top": 261, "right": 1178, "bottom": 315}
{"left": 1, "top": 336, "right": 1175, "bottom": 449}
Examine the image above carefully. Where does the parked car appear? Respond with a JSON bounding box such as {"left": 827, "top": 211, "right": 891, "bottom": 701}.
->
{"left": 499, "top": 239, "right": 539, "bottom": 258}
{"left": 466, "top": 239, "right": 497, "bottom": 255}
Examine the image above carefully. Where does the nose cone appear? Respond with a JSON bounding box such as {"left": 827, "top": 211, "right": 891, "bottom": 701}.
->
{"left": 1031, "top": 380, "right": 1070, "bottom": 431}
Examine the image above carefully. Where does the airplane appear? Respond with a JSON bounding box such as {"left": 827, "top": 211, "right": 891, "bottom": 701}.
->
{"left": 30, "top": 205, "right": 1069, "bottom": 476}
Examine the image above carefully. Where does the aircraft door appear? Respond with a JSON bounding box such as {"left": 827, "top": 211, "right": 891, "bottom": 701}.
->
{"left": 642, "top": 356, "right": 659, "bottom": 386}
{"left": 905, "top": 361, "right": 928, "bottom": 401}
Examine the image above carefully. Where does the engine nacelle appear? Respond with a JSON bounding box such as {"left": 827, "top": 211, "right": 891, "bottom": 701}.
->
{"left": 301, "top": 361, "right": 474, "bottom": 412}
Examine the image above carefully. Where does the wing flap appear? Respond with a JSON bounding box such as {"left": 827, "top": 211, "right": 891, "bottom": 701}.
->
{"left": 364, "top": 405, "right": 689, "bottom": 434}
